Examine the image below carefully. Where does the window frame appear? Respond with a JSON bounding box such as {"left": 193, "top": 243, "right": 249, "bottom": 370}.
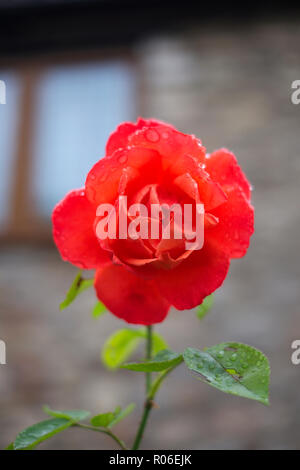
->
{"left": 0, "top": 48, "right": 141, "bottom": 243}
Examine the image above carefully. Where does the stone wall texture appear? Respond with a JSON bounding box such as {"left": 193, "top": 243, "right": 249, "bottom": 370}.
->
{"left": 1, "top": 20, "right": 300, "bottom": 449}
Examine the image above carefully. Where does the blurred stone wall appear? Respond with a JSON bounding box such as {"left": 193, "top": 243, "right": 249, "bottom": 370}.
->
{"left": 1, "top": 20, "right": 300, "bottom": 449}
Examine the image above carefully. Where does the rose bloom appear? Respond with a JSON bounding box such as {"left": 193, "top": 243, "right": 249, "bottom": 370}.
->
{"left": 52, "top": 118, "right": 254, "bottom": 325}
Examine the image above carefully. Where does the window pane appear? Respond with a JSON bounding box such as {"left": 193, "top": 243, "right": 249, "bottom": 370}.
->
{"left": 32, "top": 61, "right": 136, "bottom": 218}
{"left": 0, "top": 72, "right": 20, "bottom": 229}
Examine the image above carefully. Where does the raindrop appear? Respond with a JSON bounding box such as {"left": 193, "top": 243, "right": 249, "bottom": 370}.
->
{"left": 99, "top": 172, "right": 108, "bottom": 183}
{"left": 146, "top": 129, "right": 160, "bottom": 143}
{"left": 88, "top": 187, "right": 97, "bottom": 201}
{"left": 217, "top": 351, "right": 224, "bottom": 358}
{"left": 231, "top": 353, "right": 237, "bottom": 361}
{"left": 233, "top": 230, "right": 239, "bottom": 240}
{"left": 118, "top": 154, "right": 128, "bottom": 164}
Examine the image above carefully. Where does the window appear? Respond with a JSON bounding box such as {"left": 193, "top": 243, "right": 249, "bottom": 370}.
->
{"left": 32, "top": 61, "right": 137, "bottom": 218}
{"left": 0, "top": 54, "right": 137, "bottom": 239}
{"left": 0, "top": 71, "right": 20, "bottom": 229}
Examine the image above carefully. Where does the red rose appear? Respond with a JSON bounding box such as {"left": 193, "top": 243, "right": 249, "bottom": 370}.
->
{"left": 52, "top": 118, "right": 254, "bottom": 325}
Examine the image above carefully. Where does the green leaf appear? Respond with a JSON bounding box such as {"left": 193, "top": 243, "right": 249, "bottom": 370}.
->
{"left": 43, "top": 406, "right": 90, "bottom": 422}
{"left": 90, "top": 412, "right": 115, "bottom": 427}
{"left": 5, "top": 442, "right": 14, "bottom": 450}
{"left": 78, "top": 279, "right": 94, "bottom": 293}
{"left": 60, "top": 270, "right": 94, "bottom": 310}
{"left": 101, "top": 329, "right": 143, "bottom": 369}
{"left": 91, "top": 403, "right": 135, "bottom": 428}
{"left": 14, "top": 418, "right": 73, "bottom": 450}
{"left": 183, "top": 343, "right": 270, "bottom": 405}
{"left": 151, "top": 332, "right": 169, "bottom": 356}
{"left": 108, "top": 403, "right": 135, "bottom": 428}
{"left": 197, "top": 294, "right": 214, "bottom": 319}
{"left": 92, "top": 301, "right": 106, "bottom": 318}
{"left": 101, "top": 328, "right": 168, "bottom": 369}
{"left": 121, "top": 349, "right": 183, "bottom": 372}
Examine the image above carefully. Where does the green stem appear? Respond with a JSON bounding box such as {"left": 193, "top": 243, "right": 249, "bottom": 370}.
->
{"left": 132, "top": 327, "right": 183, "bottom": 450}
{"left": 131, "top": 399, "right": 153, "bottom": 450}
{"left": 132, "top": 363, "right": 180, "bottom": 450}
{"left": 132, "top": 325, "right": 153, "bottom": 450}
{"left": 145, "top": 325, "right": 153, "bottom": 393}
{"left": 76, "top": 423, "right": 127, "bottom": 450}
{"left": 148, "top": 361, "right": 181, "bottom": 400}
{"left": 132, "top": 358, "right": 182, "bottom": 450}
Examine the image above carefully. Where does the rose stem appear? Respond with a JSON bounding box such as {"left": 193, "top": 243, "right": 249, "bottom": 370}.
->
{"left": 76, "top": 423, "right": 127, "bottom": 450}
{"left": 145, "top": 324, "right": 153, "bottom": 393}
{"left": 132, "top": 324, "right": 153, "bottom": 450}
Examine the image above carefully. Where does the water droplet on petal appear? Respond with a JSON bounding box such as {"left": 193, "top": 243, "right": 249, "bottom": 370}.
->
{"left": 233, "top": 230, "right": 239, "bottom": 240}
{"left": 89, "top": 187, "right": 97, "bottom": 201}
{"left": 90, "top": 173, "right": 96, "bottom": 181}
{"left": 99, "top": 172, "right": 108, "bottom": 183}
{"left": 118, "top": 154, "right": 128, "bottom": 164}
{"left": 146, "top": 129, "right": 160, "bottom": 142}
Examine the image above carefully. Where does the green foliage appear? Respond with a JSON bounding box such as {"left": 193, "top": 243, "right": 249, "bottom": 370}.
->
{"left": 10, "top": 407, "right": 92, "bottom": 450}
{"left": 107, "top": 403, "right": 135, "bottom": 428}
{"left": 90, "top": 412, "right": 115, "bottom": 427}
{"left": 101, "top": 328, "right": 168, "bottom": 369}
{"left": 122, "top": 349, "right": 183, "bottom": 372}
{"left": 92, "top": 301, "right": 106, "bottom": 318}
{"left": 7, "top": 336, "right": 271, "bottom": 450}
{"left": 13, "top": 418, "right": 73, "bottom": 450}
{"left": 183, "top": 343, "right": 270, "bottom": 405}
{"left": 91, "top": 403, "right": 135, "bottom": 428}
{"left": 43, "top": 406, "right": 91, "bottom": 422}
{"left": 197, "top": 294, "right": 214, "bottom": 319}
{"left": 5, "top": 443, "right": 14, "bottom": 450}
{"left": 60, "top": 270, "right": 94, "bottom": 310}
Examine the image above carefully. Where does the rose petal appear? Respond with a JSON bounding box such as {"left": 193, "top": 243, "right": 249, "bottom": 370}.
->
{"left": 173, "top": 173, "right": 200, "bottom": 203}
{"left": 205, "top": 148, "right": 251, "bottom": 200}
{"left": 85, "top": 146, "right": 162, "bottom": 206}
{"left": 52, "top": 189, "right": 110, "bottom": 269}
{"left": 106, "top": 117, "right": 175, "bottom": 156}
{"left": 171, "top": 154, "right": 227, "bottom": 210}
{"left": 155, "top": 242, "right": 230, "bottom": 310}
{"left": 207, "top": 187, "right": 254, "bottom": 258}
{"left": 94, "top": 263, "right": 171, "bottom": 325}
{"left": 129, "top": 126, "right": 206, "bottom": 169}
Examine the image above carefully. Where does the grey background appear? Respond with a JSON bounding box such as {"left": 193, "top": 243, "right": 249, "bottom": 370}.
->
{"left": 1, "top": 20, "right": 300, "bottom": 449}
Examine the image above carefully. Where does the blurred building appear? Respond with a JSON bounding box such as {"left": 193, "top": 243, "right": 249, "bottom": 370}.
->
{"left": 0, "top": 0, "right": 298, "bottom": 242}
{"left": 0, "top": 0, "right": 300, "bottom": 450}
